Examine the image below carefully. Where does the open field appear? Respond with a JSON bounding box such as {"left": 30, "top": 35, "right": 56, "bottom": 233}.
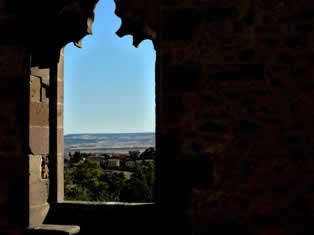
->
{"left": 64, "top": 132, "right": 155, "bottom": 154}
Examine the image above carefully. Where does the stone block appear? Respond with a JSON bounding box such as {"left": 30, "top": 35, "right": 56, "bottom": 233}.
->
{"left": 57, "top": 104, "right": 64, "bottom": 128}
{"left": 30, "top": 102, "right": 49, "bottom": 127}
{"left": 29, "top": 155, "right": 42, "bottom": 184}
{"left": 58, "top": 50, "right": 64, "bottom": 81}
{"left": 30, "top": 76, "right": 41, "bottom": 102}
{"left": 29, "top": 181, "right": 49, "bottom": 206}
{"left": 31, "top": 67, "right": 49, "bottom": 80}
{"left": 29, "top": 127, "right": 49, "bottom": 154}
{"left": 48, "top": 152, "right": 64, "bottom": 202}
{"left": 0, "top": 46, "right": 28, "bottom": 78}
{"left": 57, "top": 81, "right": 64, "bottom": 103}
{"left": 41, "top": 85, "right": 49, "bottom": 103}
{"left": 56, "top": 128, "right": 64, "bottom": 154}
{"left": 29, "top": 203, "right": 49, "bottom": 227}
{"left": 41, "top": 77, "right": 50, "bottom": 86}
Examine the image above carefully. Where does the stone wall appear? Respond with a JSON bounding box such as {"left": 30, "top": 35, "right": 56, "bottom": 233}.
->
{"left": 28, "top": 66, "right": 50, "bottom": 227}
{"left": 28, "top": 38, "right": 65, "bottom": 229}
{"left": 1, "top": 0, "right": 314, "bottom": 235}
{"left": 0, "top": 32, "right": 30, "bottom": 235}
{"left": 45, "top": 202, "right": 158, "bottom": 235}
{"left": 48, "top": 50, "right": 65, "bottom": 203}
{"left": 0, "top": 2, "right": 62, "bottom": 232}
{"left": 157, "top": 1, "right": 314, "bottom": 234}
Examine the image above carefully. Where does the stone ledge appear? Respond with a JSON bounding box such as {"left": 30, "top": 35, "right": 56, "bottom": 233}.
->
{"left": 26, "top": 224, "right": 80, "bottom": 235}
{"left": 63, "top": 200, "right": 154, "bottom": 205}
{"left": 46, "top": 201, "right": 156, "bottom": 224}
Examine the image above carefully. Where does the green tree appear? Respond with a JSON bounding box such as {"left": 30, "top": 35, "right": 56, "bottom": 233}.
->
{"left": 100, "top": 173, "right": 125, "bottom": 201}
{"left": 102, "top": 153, "right": 111, "bottom": 159}
{"left": 140, "top": 147, "right": 156, "bottom": 160}
{"left": 129, "top": 150, "right": 141, "bottom": 160}
{"left": 65, "top": 159, "right": 111, "bottom": 201}
{"left": 144, "top": 161, "right": 155, "bottom": 189}
{"left": 64, "top": 151, "right": 155, "bottom": 202}
{"left": 69, "top": 151, "right": 84, "bottom": 165}
{"left": 120, "top": 163, "right": 154, "bottom": 202}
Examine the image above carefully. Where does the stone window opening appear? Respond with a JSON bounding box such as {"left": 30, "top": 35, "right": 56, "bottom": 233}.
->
{"left": 62, "top": 0, "right": 157, "bottom": 203}
{"left": 27, "top": 0, "right": 159, "bottom": 231}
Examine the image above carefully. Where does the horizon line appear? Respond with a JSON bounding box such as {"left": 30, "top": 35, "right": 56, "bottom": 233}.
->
{"left": 64, "top": 131, "right": 155, "bottom": 136}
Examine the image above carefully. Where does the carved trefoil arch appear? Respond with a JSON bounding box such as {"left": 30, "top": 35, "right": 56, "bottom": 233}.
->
{"left": 30, "top": 0, "right": 159, "bottom": 67}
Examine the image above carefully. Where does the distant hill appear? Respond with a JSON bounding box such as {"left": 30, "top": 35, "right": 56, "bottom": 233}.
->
{"left": 64, "top": 132, "right": 155, "bottom": 154}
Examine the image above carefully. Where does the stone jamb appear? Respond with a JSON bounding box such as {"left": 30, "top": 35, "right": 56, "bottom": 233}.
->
{"left": 29, "top": 1, "right": 161, "bottom": 227}
{"left": 49, "top": 48, "right": 65, "bottom": 203}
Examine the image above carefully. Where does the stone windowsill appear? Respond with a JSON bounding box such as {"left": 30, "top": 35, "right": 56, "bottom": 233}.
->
{"left": 26, "top": 224, "right": 80, "bottom": 235}
{"left": 46, "top": 200, "right": 157, "bottom": 223}
{"left": 60, "top": 200, "right": 155, "bottom": 206}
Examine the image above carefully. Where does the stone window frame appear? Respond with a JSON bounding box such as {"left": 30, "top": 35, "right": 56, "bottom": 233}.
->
{"left": 50, "top": 45, "right": 158, "bottom": 205}
{"left": 27, "top": 1, "right": 160, "bottom": 228}
{"left": 29, "top": 46, "right": 158, "bottom": 229}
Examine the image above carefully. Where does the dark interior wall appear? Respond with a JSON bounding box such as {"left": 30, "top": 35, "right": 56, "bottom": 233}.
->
{"left": 0, "top": 2, "right": 53, "bottom": 233}
{"left": 45, "top": 202, "right": 159, "bottom": 235}
{"left": 158, "top": 1, "right": 314, "bottom": 234}
{"left": 1, "top": 0, "right": 314, "bottom": 235}
{"left": 0, "top": 14, "right": 30, "bottom": 235}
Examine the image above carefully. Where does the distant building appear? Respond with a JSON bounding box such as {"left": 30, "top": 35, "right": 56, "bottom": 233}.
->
{"left": 88, "top": 156, "right": 105, "bottom": 163}
{"left": 125, "top": 160, "right": 136, "bottom": 168}
{"left": 108, "top": 158, "right": 120, "bottom": 168}
{"left": 136, "top": 160, "right": 144, "bottom": 164}
{"left": 111, "top": 153, "right": 129, "bottom": 158}
{"left": 144, "top": 159, "right": 154, "bottom": 164}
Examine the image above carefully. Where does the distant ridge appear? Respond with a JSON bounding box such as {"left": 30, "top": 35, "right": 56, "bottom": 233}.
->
{"left": 64, "top": 132, "right": 155, "bottom": 154}
{"left": 65, "top": 132, "right": 155, "bottom": 136}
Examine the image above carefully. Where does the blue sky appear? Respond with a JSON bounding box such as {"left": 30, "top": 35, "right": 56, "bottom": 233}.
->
{"left": 64, "top": 0, "right": 156, "bottom": 135}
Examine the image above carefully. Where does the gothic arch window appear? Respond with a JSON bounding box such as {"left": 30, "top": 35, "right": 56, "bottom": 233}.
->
{"left": 25, "top": 0, "right": 160, "bottom": 229}
{"left": 63, "top": 0, "right": 157, "bottom": 202}
{"left": 39, "top": 0, "right": 160, "bottom": 204}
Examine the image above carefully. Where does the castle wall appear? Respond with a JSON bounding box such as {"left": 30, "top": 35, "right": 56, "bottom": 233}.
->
{"left": 1, "top": 0, "right": 314, "bottom": 234}
{"left": 0, "top": 24, "right": 30, "bottom": 235}
{"left": 157, "top": 1, "right": 314, "bottom": 234}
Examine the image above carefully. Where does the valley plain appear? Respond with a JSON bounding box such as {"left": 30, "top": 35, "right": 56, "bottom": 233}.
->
{"left": 64, "top": 132, "right": 155, "bottom": 154}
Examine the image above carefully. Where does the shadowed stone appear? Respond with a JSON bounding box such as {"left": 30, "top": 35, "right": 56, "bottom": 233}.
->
{"left": 27, "top": 224, "right": 80, "bottom": 235}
